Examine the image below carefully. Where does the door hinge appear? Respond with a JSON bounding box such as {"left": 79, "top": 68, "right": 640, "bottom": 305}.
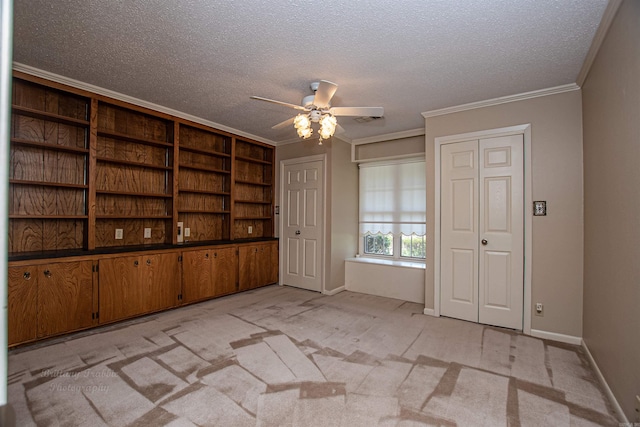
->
{"left": 92, "top": 264, "right": 99, "bottom": 273}
{"left": 178, "top": 294, "right": 182, "bottom": 301}
{"left": 178, "top": 255, "right": 182, "bottom": 262}
{"left": 92, "top": 311, "right": 100, "bottom": 320}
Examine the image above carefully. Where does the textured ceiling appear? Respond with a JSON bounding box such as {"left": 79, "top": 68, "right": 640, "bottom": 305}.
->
{"left": 12, "top": 0, "right": 608, "bottom": 144}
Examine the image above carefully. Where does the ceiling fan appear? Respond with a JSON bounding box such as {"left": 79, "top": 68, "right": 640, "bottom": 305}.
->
{"left": 251, "top": 80, "right": 384, "bottom": 143}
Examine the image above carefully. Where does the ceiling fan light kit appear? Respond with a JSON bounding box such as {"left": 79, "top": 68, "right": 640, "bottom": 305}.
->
{"left": 251, "top": 80, "right": 383, "bottom": 144}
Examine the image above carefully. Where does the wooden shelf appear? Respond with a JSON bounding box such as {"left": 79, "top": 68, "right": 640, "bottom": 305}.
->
{"left": 9, "top": 179, "right": 88, "bottom": 189}
{"left": 235, "top": 155, "right": 272, "bottom": 165}
{"left": 9, "top": 214, "right": 88, "bottom": 219}
{"left": 235, "top": 200, "right": 272, "bottom": 204}
{"left": 235, "top": 179, "right": 272, "bottom": 187}
{"left": 96, "top": 214, "right": 172, "bottom": 219}
{"left": 11, "top": 105, "right": 89, "bottom": 127}
{"left": 10, "top": 138, "right": 89, "bottom": 154}
{"left": 96, "top": 156, "right": 172, "bottom": 171}
{"left": 179, "top": 163, "right": 230, "bottom": 174}
{"left": 178, "top": 209, "right": 230, "bottom": 214}
{"left": 179, "top": 189, "right": 230, "bottom": 196}
{"left": 180, "top": 145, "right": 230, "bottom": 158}
{"left": 97, "top": 130, "right": 173, "bottom": 148}
{"left": 96, "top": 190, "right": 172, "bottom": 198}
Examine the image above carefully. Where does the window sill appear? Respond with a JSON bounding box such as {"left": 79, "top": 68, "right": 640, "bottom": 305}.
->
{"left": 345, "top": 257, "right": 426, "bottom": 270}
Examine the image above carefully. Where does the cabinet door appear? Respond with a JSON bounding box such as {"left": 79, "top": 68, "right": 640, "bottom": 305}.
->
{"left": 212, "top": 247, "right": 238, "bottom": 296}
{"left": 182, "top": 249, "right": 213, "bottom": 303}
{"left": 99, "top": 255, "right": 142, "bottom": 323}
{"left": 238, "top": 245, "right": 258, "bottom": 291}
{"left": 37, "top": 261, "right": 94, "bottom": 338}
{"left": 143, "top": 252, "right": 180, "bottom": 312}
{"left": 8, "top": 266, "right": 38, "bottom": 345}
{"left": 266, "top": 241, "right": 279, "bottom": 285}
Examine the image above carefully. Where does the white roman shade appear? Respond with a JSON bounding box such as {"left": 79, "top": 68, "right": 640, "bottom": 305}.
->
{"left": 359, "top": 159, "right": 426, "bottom": 236}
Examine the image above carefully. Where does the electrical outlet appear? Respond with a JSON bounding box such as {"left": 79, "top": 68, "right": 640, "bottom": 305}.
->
{"left": 184, "top": 227, "right": 190, "bottom": 237}
{"left": 535, "top": 302, "right": 543, "bottom": 316}
{"left": 177, "top": 222, "right": 183, "bottom": 243}
{"left": 248, "top": 226, "right": 253, "bottom": 234}
{"left": 115, "top": 229, "right": 123, "bottom": 240}
{"left": 144, "top": 228, "right": 151, "bottom": 239}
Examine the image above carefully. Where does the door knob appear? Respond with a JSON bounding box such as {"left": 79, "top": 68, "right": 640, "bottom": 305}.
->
{"left": 295, "top": 230, "right": 301, "bottom": 235}
{"left": 481, "top": 239, "right": 488, "bottom": 246}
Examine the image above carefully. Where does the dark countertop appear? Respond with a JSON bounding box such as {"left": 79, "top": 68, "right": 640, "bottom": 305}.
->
{"left": 8, "top": 237, "right": 278, "bottom": 262}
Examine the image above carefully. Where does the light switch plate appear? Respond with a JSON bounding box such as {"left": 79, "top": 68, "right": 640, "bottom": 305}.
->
{"left": 115, "top": 229, "right": 123, "bottom": 240}
{"left": 184, "top": 227, "right": 190, "bottom": 237}
{"left": 248, "top": 226, "right": 253, "bottom": 234}
{"left": 144, "top": 228, "right": 151, "bottom": 239}
{"left": 533, "top": 201, "right": 547, "bottom": 216}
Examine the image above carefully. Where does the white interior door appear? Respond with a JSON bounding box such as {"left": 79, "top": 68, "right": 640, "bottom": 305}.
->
{"left": 440, "top": 140, "right": 479, "bottom": 322}
{"left": 282, "top": 160, "right": 323, "bottom": 292}
{"left": 440, "top": 135, "right": 524, "bottom": 329}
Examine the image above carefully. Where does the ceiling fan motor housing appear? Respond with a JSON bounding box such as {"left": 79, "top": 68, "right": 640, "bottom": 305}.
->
{"left": 309, "top": 110, "right": 322, "bottom": 122}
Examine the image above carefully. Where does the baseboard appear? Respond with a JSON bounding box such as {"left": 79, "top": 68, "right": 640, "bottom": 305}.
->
{"left": 423, "top": 308, "right": 436, "bottom": 316}
{"left": 529, "top": 329, "right": 582, "bottom": 345}
{"left": 323, "top": 286, "right": 345, "bottom": 296}
{"left": 582, "top": 340, "right": 628, "bottom": 423}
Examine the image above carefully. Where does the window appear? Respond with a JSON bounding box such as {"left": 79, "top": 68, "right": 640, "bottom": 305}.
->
{"left": 359, "top": 159, "right": 426, "bottom": 260}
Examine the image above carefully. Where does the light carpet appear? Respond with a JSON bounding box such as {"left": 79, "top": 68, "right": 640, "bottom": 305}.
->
{"left": 8, "top": 285, "right": 619, "bottom": 426}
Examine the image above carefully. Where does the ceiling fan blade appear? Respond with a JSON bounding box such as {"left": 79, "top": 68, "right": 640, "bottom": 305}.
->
{"left": 271, "top": 117, "right": 295, "bottom": 130}
{"left": 250, "top": 96, "right": 307, "bottom": 111}
{"left": 313, "top": 80, "right": 338, "bottom": 109}
{"left": 329, "top": 106, "right": 384, "bottom": 117}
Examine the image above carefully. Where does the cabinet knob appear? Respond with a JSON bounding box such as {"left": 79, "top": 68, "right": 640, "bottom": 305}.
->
{"left": 214, "top": 252, "right": 217, "bottom": 258}
{"left": 146, "top": 259, "right": 151, "bottom": 266}
{"left": 23, "top": 271, "right": 31, "bottom": 280}
{"left": 205, "top": 253, "right": 209, "bottom": 259}
{"left": 43, "top": 269, "right": 52, "bottom": 278}
{"left": 134, "top": 260, "right": 139, "bottom": 267}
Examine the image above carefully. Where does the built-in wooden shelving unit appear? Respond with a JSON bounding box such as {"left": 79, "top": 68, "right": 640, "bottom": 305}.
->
{"left": 9, "top": 73, "right": 275, "bottom": 255}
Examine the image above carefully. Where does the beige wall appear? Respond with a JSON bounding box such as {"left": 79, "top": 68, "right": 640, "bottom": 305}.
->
{"left": 353, "top": 135, "right": 425, "bottom": 162}
{"left": 275, "top": 137, "right": 358, "bottom": 292}
{"left": 425, "top": 90, "right": 584, "bottom": 337}
{"left": 582, "top": 0, "right": 640, "bottom": 420}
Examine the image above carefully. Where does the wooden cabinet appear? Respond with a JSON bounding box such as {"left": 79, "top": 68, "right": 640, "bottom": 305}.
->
{"left": 98, "top": 252, "right": 180, "bottom": 323}
{"left": 8, "top": 241, "right": 276, "bottom": 346}
{"left": 177, "top": 124, "right": 232, "bottom": 242}
{"left": 8, "top": 260, "right": 94, "bottom": 346}
{"left": 239, "top": 241, "right": 278, "bottom": 291}
{"left": 182, "top": 246, "right": 238, "bottom": 303}
{"left": 233, "top": 138, "right": 275, "bottom": 239}
{"left": 8, "top": 266, "right": 38, "bottom": 345}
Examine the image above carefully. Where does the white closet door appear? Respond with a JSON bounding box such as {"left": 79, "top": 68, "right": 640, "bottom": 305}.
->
{"left": 440, "top": 140, "right": 479, "bottom": 322}
{"left": 478, "top": 135, "right": 524, "bottom": 329}
{"left": 440, "top": 135, "right": 524, "bottom": 329}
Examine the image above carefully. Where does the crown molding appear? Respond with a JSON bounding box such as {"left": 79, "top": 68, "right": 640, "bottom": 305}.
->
{"left": 421, "top": 83, "right": 580, "bottom": 119}
{"left": 12, "top": 62, "right": 277, "bottom": 146}
{"left": 576, "top": 0, "right": 623, "bottom": 87}
{"left": 351, "top": 128, "right": 425, "bottom": 145}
